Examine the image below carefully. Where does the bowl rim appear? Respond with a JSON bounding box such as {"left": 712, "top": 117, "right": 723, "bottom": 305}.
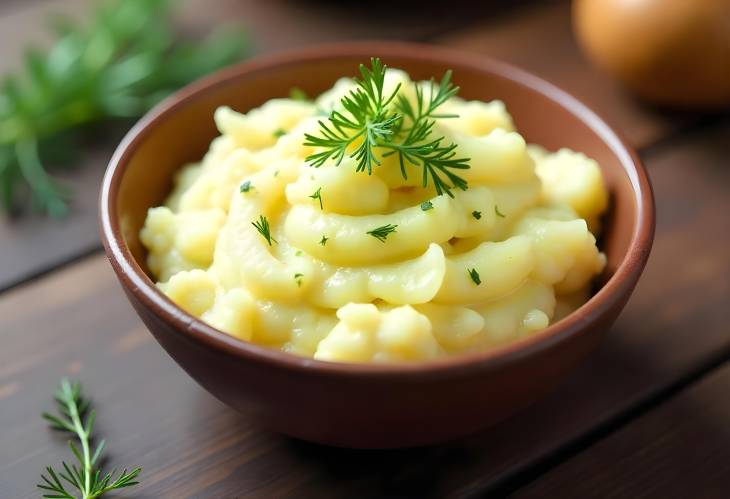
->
{"left": 99, "top": 40, "right": 655, "bottom": 379}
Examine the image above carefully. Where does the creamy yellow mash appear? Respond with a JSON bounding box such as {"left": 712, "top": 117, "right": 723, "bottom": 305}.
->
{"left": 140, "top": 68, "right": 608, "bottom": 363}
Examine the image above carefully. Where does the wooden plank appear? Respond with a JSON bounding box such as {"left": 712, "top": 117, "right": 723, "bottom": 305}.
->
{"left": 512, "top": 364, "right": 730, "bottom": 499}
{"left": 437, "top": 0, "right": 696, "bottom": 151}
{"left": 0, "top": 0, "right": 531, "bottom": 290}
{"left": 1, "top": 123, "right": 729, "bottom": 496}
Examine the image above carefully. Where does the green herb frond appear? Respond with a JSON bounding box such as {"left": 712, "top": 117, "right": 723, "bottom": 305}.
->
{"left": 252, "top": 215, "right": 277, "bottom": 246}
{"left": 366, "top": 223, "right": 397, "bottom": 242}
{"left": 2, "top": 0, "right": 249, "bottom": 216}
{"left": 37, "top": 378, "right": 142, "bottom": 499}
{"left": 304, "top": 58, "right": 469, "bottom": 197}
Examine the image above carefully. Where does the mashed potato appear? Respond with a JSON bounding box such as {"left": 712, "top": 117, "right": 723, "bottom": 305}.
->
{"left": 140, "top": 68, "right": 608, "bottom": 363}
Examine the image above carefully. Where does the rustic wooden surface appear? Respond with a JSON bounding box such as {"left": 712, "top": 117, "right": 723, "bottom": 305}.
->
{"left": 1, "top": 1, "right": 729, "bottom": 498}
{"left": 514, "top": 364, "right": 730, "bottom": 499}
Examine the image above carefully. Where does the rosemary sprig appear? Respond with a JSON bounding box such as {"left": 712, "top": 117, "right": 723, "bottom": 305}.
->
{"left": 38, "top": 379, "right": 141, "bottom": 499}
{"left": 252, "top": 215, "right": 277, "bottom": 246}
{"left": 304, "top": 58, "right": 470, "bottom": 197}
{"left": 367, "top": 223, "right": 398, "bottom": 242}
{"left": 1, "top": 0, "right": 249, "bottom": 217}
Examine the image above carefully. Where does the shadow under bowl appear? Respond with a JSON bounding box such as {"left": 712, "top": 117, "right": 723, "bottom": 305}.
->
{"left": 99, "top": 41, "right": 654, "bottom": 449}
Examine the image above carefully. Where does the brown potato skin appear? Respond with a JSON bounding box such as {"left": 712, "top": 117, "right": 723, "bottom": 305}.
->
{"left": 573, "top": 0, "right": 730, "bottom": 109}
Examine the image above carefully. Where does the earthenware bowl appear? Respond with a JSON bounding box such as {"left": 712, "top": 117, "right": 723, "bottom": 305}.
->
{"left": 99, "top": 41, "right": 654, "bottom": 448}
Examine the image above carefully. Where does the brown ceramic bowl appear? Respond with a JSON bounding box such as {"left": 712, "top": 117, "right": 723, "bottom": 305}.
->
{"left": 100, "top": 42, "right": 654, "bottom": 449}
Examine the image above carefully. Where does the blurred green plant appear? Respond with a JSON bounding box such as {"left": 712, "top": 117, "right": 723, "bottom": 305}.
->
{"left": 0, "top": 0, "right": 250, "bottom": 217}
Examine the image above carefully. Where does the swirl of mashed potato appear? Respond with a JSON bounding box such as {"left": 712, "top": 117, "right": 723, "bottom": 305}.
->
{"left": 140, "top": 69, "right": 608, "bottom": 363}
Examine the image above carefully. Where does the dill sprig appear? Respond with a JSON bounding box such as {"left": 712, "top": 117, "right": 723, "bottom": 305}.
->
{"left": 304, "top": 58, "right": 470, "bottom": 197}
{"left": 1, "top": 0, "right": 249, "bottom": 217}
{"left": 37, "top": 379, "right": 141, "bottom": 499}
{"left": 366, "top": 223, "right": 398, "bottom": 242}
{"left": 252, "top": 215, "right": 277, "bottom": 246}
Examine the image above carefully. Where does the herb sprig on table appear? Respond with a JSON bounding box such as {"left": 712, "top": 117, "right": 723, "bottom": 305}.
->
{"left": 38, "top": 379, "right": 141, "bottom": 499}
{"left": 0, "top": 0, "right": 249, "bottom": 217}
{"left": 304, "top": 58, "right": 470, "bottom": 197}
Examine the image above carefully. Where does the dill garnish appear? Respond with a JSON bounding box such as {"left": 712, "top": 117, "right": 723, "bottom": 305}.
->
{"left": 252, "top": 215, "right": 277, "bottom": 246}
{"left": 366, "top": 224, "right": 398, "bottom": 242}
{"left": 303, "top": 58, "right": 470, "bottom": 197}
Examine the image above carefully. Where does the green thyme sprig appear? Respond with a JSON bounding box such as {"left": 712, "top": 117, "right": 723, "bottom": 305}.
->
{"left": 303, "top": 58, "right": 470, "bottom": 197}
{"left": 1, "top": 0, "right": 249, "bottom": 217}
{"left": 38, "top": 379, "right": 141, "bottom": 499}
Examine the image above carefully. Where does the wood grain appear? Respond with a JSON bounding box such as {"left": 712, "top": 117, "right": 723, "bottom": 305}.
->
{"left": 513, "top": 364, "right": 730, "bottom": 499}
{"left": 0, "top": 0, "right": 538, "bottom": 290}
{"left": 437, "top": 0, "right": 698, "bottom": 150}
{"left": 1, "top": 123, "right": 729, "bottom": 497}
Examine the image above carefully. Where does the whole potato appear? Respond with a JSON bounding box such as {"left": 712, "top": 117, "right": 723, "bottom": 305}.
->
{"left": 573, "top": 0, "right": 730, "bottom": 109}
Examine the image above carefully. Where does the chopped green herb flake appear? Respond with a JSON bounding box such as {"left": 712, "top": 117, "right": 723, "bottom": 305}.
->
{"left": 294, "top": 273, "right": 304, "bottom": 287}
{"left": 367, "top": 224, "right": 398, "bottom": 242}
{"left": 295, "top": 250, "right": 303, "bottom": 256}
{"left": 319, "top": 235, "right": 328, "bottom": 246}
{"left": 468, "top": 268, "right": 481, "bottom": 285}
{"left": 421, "top": 201, "right": 434, "bottom": 211}
{"left": 240, "top": 180, "right": 253, "bottom": 193}
{"left": 251, "top": 215, "right": 277, "bottom": 246}
{"left": 495, "top": 205, "right": 506, "bottom": 218}
{"left": 309, "top": 187, "right": 323, "bottom": 210}
{"left": 289, "top": 87, "right": 309, "bottom": 101}
{"left": 472, "top": 210, "right": 482, "bottom": 220}
{"left": 273, "top": 129, "right": 287, "bottom": 138}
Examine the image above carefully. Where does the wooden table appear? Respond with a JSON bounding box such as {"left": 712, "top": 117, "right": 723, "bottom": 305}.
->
{"left": 2, "top": 1, "right": 729, "bottom": 497}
